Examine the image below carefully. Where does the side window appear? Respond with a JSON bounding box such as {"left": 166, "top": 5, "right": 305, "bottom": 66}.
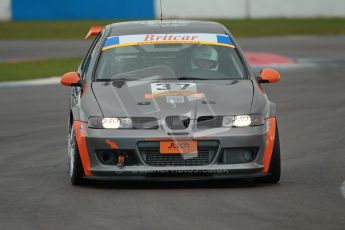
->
{"left": 80, "top": 33, "right": 102, "bottom": 79}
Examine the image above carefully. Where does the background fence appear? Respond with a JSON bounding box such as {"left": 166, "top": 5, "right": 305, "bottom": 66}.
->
{"left": 1, "top": 0, "right": 345, "bottom": 21}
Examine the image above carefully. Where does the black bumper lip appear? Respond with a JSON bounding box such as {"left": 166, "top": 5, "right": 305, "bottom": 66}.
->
{"left": 86, "top": 168, "right": 266, "bottom": 181}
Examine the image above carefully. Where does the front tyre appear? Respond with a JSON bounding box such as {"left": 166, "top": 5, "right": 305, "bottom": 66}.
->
{"left": 68, "top": 125, "right": 86, "bottom": 185}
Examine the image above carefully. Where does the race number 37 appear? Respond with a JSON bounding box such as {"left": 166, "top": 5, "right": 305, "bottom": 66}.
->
{"left": 151, "top": 83, "right": 197, "bottom": 94}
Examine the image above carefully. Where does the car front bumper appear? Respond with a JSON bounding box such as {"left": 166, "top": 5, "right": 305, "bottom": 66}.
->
{"left": 76, "top": 122, "right": 270, "bottom": 180}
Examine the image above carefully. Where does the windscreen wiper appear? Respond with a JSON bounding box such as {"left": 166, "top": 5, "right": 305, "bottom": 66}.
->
{"left": 111, "top": 78, "right": 137, "bottom": 88}
{"left": 177, "top": 76, "right": 207, "bottom": 80}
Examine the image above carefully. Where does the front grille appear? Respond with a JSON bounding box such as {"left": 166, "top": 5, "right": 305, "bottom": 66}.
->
{"left": 197, "top": 116, "right": 223, "bottom": 129}
{"left": 165, "top": 116, "right": 190, "bottom": 130}
{"left": 138, "top": 141, "right": 219, "bottom": 166}
{"left": 132, "top": 117, "right": 159, "bottom": 129}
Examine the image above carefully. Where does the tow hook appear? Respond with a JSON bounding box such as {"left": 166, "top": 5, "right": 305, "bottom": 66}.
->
{"left": 117, "top": 155, "right": 125, "bottom": 168}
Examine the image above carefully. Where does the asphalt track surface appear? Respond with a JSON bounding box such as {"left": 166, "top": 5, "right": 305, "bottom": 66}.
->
{"left": 0, "top": 40, "right": 89, "bottom": 62}
{"left": 0, "top": 37, "right": 345, "bottom": 230}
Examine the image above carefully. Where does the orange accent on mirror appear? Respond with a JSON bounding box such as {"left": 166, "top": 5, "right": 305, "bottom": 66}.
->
{"left": 259, "top": 68, "right": 280, "bottom": 83}
{"left": 85, "top": 26, "right": 104, "bottom": 39}
{"left": 60, "top": 72, "right": 81, "bottom": 87}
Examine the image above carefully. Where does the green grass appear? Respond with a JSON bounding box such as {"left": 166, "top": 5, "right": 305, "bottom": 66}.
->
{"left": 0, "top": 20, "right": 117, "bottom": 40}
{"left": 1, "top": 18, "right": 345, "bottom": 39}
{"left": 0, "top": 57, "right": 82, "bottom": 82}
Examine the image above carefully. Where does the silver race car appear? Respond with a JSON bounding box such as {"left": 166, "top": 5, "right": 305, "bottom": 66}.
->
{"left": 60, "top": 20, "right": 281, "bottom": 185}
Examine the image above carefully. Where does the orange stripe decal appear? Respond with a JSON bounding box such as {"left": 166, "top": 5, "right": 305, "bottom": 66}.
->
{"left": 144, "top": 93, "right": 205, "bottom": 99}
{"left": 263, "top": 117, "right": 276, "bottom": 173}
{"left": 105, "top": 139, "right": 119, "bottom": 149}
{"left": 73, "top": 121, "right": 92, "bottom": 176}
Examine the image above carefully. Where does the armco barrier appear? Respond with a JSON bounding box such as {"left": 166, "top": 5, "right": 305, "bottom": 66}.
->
{"left": 155, "top": 0, "right": 345, "bottom": 19}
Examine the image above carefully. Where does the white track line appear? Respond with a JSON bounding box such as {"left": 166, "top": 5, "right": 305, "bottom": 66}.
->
{"left": 0, "top": 77, "right": 60, "bottom": 88}
{"left": 341, "top": 181, "right": 345, "bottom": 199}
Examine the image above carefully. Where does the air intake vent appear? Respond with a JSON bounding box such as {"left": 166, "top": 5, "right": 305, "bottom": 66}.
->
{"left": 132, "top": 117, "right": 159, "bottom": 129}
{"left": 197, "top": 116, "right": 223, "bottom": 129}
{"left": 165, "top": 116, "right": 190, "bottom": 130}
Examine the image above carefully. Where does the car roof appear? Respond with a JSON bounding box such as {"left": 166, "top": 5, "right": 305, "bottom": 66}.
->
{"left": 106, "top": 20, "right": 228, "bottom": 36}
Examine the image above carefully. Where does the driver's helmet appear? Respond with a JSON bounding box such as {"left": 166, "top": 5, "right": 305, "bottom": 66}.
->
{"left": 191, "top": 45, "right": 219, "bottom": 71}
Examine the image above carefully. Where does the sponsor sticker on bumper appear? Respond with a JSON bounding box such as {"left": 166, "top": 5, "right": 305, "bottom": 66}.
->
{"left": 160, "top": 141, "right": 197, "bottom": 154}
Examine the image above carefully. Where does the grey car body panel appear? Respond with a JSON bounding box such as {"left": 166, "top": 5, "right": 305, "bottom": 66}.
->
{"left": 250, "top": 82, "right": 277, "bottom": 117}
{"left": 67, "top": 20, "right": 278, "bottom": 180}
{"left": 81, "top": 85, "right": 104, "bottom": 119}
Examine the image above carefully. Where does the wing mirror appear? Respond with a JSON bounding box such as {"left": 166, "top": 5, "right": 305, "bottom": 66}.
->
{"left": 257, "top": 68, "right": 280, "bottom": 83}
{"left": 60, "top": 72, "right": 82, "bottom": 87}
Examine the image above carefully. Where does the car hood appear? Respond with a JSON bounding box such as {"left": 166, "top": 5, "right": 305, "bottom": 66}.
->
{"left": 91, "top": 80, "right": 253, "bottom": 118}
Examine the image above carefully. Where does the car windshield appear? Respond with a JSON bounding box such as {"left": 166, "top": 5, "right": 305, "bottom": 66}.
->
{"left": 95, "top": 34, "right": 247, "bottom": 81}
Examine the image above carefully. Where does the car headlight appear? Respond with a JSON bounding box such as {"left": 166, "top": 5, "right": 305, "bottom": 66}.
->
{"left": 88, "top": 117, "right": 133, "bottom": 129}
{"left": 223, "top": 114, "right": 264, "bottom": 128}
